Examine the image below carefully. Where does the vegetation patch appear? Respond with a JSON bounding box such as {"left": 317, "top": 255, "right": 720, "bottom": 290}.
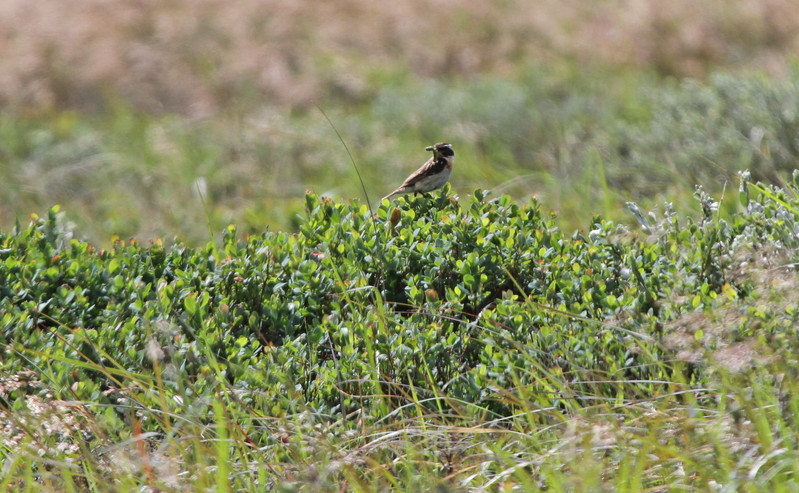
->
{"left": 2, "top": 174, "right": 799, "bottom": 489}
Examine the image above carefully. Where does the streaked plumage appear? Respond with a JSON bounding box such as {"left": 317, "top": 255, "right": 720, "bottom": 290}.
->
{"left": 382, "top": 142, "right": 454, "bottom": 201}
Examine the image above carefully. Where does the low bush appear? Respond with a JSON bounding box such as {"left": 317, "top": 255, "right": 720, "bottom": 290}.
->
{"left": 3, "top": 174, "right": 799, "bottom": 488}
{"left": 2, "top": 174, "right": 798, "bottom": 420}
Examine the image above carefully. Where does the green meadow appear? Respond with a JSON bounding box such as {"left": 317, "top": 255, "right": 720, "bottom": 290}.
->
{"left": 2, "top": 0, "right": 799, "bottom": 490}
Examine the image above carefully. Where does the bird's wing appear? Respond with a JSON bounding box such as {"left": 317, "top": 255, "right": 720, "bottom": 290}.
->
{"left": 400, "top": 156, "right": 445, "bottom": 188}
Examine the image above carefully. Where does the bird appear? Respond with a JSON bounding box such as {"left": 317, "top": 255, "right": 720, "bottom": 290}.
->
{"left": 382, "top": 142, "right": 454, "bottom": 201}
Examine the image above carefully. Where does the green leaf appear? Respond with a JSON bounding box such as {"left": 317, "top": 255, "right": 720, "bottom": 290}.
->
{"left": 184, "top": 295, "right": 197, "bottom": 315}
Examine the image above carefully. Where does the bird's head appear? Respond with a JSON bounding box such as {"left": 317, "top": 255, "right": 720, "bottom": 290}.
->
{"left": 425, "top": 142, "right": 454, "bottom": 158}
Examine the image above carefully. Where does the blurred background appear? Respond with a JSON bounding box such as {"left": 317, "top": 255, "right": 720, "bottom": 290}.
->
{"left": 1, "top": 0, "right": 798, "bottom": 245}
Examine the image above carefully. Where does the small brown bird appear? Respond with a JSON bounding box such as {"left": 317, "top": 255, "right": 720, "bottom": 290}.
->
{"left": 382, "top": 142, "right": 454, "bottom": 201}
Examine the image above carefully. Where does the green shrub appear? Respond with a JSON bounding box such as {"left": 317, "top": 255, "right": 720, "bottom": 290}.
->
{"left": 4, "top": 173, "right": 799, "bottom": 489}
{"left": 3, "top": 174, "right": 799, "bottom": 429}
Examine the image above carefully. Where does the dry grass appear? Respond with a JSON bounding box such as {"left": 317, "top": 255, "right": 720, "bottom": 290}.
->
{"left": 1, "top": 0, "right": 797, "bottom": 115}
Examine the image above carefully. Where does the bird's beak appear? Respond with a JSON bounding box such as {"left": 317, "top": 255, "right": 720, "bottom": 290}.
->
{"left": 425, "top": 145, "right": 434, "bottom": 151}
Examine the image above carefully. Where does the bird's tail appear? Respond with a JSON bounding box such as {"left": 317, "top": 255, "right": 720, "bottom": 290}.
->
{"left": 381, "top": 188, "right": 403, "bottom": 202}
